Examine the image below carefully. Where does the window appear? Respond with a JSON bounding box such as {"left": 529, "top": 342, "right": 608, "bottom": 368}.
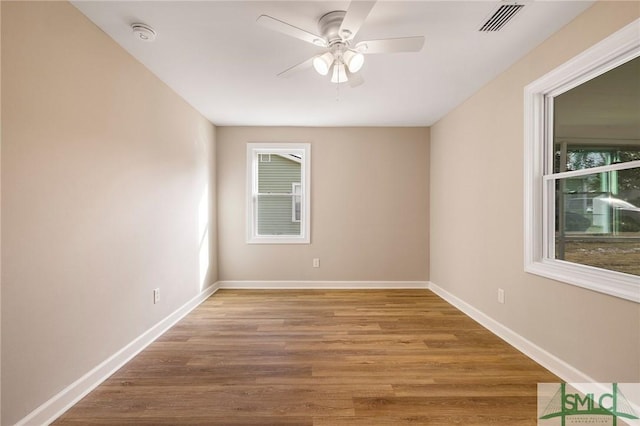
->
{"left": 246, "top": 143, "right": 310, "bottom": 244}
{"left": 524, "top": 19, "right": 640, "bottom": 302}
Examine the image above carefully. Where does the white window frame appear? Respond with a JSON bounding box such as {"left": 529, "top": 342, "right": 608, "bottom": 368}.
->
{"left": 291, "top": 182, "right": 301, "bottom": 223}
{"left": 246, "top": 143, "right": 310, "bottom": 244}
{"left": 524, "top": 18, "right": 640, "bottom": 303}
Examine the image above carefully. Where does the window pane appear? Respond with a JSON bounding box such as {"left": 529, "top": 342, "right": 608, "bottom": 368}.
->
{"left": 258, "top": 154, "right": 301, "bottom": 194}
{"left": 257, "top": 194, "right": 301, "bottom": 236}
{"left": 555, "top": 168, "right": 640, "bottom": 276}
{"left": 252, "top": 150, "right": 305, "bottom": 239}
{"left": 553, "top": 56, "right": 640, "bottom": 173}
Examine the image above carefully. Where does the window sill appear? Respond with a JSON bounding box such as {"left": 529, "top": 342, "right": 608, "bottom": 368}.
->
{"left": 525, "top": 259, "right": 640, "bottom": 303}
{"left": 247, "top": 236, "right": 310, "bottom": 244}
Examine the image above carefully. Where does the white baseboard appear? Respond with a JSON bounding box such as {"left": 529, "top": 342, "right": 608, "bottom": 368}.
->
{"left": 18, "top": 280, "right": 625, "bottom": 426}
{"left": 16, "top": 283, "right": 220, "bottom": 426}
{"left": 217, "top": 280, "right": 429, "bottom": 290}
{"left": 427, "top": 281, "right": 596, "bottom": 384}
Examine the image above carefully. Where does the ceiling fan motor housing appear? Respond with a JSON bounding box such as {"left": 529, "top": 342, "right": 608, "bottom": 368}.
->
{"left": 318, "top": 11, "right": 347, "bottom": 44}
{"left": 315, "top": 10, "right": 367, "bottom": 79}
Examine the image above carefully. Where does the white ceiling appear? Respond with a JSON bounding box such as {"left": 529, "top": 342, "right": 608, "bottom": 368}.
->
{"left": 72, "top": 1, "right": 594, "bottom": 127}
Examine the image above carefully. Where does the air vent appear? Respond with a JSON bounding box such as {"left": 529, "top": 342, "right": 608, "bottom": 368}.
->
{"left": 479, "top": 3, "right": 524, "bottom": 32}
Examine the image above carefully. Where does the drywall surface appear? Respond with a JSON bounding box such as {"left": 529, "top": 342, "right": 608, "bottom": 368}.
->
{"left": 430, "top": 1, "right": 640, "bottom": 382}
{"left": 0, "top": 2, "right": 3, "bottom": 421}
{"left": 1, "top": 2, "right": 216, "bottom": 423}
{"left": 217, "top": 126, "right": 429, "bottom": 282}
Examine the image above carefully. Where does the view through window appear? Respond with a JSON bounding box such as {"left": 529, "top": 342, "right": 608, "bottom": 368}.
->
{"left": 551, "top": 56, "right": 640, "bottom": 276}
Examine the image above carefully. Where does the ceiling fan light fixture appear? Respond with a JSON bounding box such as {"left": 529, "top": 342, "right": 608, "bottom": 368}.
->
{"left": 258, "top": 2, "right": 425, "bottom": 86}
{"left": 313, "top": 52, "right": 334, "bottom": 76}
{"left": 343, "top": 49, "right": 364, "bottom": 73}
{"left": 331, "top": 62, "right": 348, "bottom": 83}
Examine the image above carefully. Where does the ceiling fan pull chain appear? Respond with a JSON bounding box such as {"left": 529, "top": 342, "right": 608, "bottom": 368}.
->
{"left": 336, "top": 68, "right": 341, "bottom": 101}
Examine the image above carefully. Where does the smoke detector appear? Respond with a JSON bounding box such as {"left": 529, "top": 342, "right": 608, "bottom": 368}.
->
{"left": 132, "top": 23, "right": 156, "bottom": 42}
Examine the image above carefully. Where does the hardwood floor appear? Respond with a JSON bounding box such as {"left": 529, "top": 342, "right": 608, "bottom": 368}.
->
{"left": 54, "top": 290, "right": 559, "bottom": 425}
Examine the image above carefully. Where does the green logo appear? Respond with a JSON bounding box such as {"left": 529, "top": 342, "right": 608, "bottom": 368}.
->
{"left": 539, "top": 383, "right": 639, "bottom": 426}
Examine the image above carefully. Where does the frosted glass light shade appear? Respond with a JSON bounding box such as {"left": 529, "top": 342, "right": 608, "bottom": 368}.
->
{"left": 331, "top": 63, "right": 348, "bottom": 83}
{"left": 313, "top": 52, "right": 334, "bottom": 76}
{"left": 343, "top": 50, "right": 364, "bottom": 73}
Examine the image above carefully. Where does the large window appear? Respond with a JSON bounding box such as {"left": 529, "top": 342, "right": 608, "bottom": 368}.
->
{"left": 246, "top": 143, "right": 310, "bottom": 244}
{"left": 524, "top": 19, "right": 640, "bottom": 302}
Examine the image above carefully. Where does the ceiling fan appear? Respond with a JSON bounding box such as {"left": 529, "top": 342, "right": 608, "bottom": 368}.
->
{"left": 257, "top": 1, "right": 425, "bottom": 87}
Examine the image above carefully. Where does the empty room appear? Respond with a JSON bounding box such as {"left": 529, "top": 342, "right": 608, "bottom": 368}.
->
{"left": 1, "top": 1, "right": 639, "bottom": 425}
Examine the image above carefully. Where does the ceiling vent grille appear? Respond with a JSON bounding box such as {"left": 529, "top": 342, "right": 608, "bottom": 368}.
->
{"left": 479, "top": 4, "right": 525, "bottom": 32}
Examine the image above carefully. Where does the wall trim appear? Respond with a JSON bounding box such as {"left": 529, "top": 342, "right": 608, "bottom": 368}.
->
{"left": 217, "top": 280, "right": 429, "bottom": 290}
{"left": 16, "top": 283, "right": 220, "bottom": 426}
{"left": 427, "top": 281, "right": 596, "bottom": 384}
{"left": 18, "top": 280, "right": 626, "bottom": 425}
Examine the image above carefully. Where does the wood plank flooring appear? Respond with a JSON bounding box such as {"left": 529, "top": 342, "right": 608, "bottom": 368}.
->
{"left": 54, "top": 290, "right": 559, "bottom": 425}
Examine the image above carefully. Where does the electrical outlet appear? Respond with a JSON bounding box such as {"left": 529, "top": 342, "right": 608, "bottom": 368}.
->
{"left": 153, "top": 288, "right": 160, "bottom": 304}
{"left": 313, "top": 258, "right": 320, "bottom": 268}
{"left": 497, "top": 288, "right": 505, "bottom": 304}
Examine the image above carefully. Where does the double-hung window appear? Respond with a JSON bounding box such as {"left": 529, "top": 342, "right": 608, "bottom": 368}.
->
{"left": 246, "top": 143, "right": 310, "bottom": 244}
{"left": 524, "top": 19, "right": 640, "bottom": 302}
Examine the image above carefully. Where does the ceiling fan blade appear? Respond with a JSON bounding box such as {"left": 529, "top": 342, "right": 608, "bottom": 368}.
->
{"left": 277, "top": 57, "right": 315, "bottom": 78}
{"left": 257, "top": 15, "right": 327, "bottom": 47}
{"left": 339, "top": 1, "right": 376, "bottom": 41}
{"left": 346, "top": 69, "right": 364, "bottom": 88}
{"left": 355, "top": 36, "right": 425, "bottom": 54}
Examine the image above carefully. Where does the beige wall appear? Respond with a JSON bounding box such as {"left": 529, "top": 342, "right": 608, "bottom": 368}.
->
{"left": 1, "top": 2, "right": 217, "bottom": 424}
{"left": 0, "top": 1, "right": 3, "bottom": 421}
{"left": 217, "top": 126, "right": 429, "bottom": 282}
{"left": 430, "top": 1, "right": 640, "bottom": 382}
